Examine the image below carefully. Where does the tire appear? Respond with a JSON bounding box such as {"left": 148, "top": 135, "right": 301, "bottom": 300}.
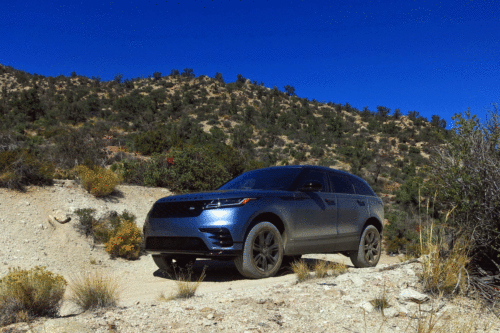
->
{"left": 152, "top": 255, "right": 196, "bottom": 273}
{"left": 350, "top": 225, "right": 381, "bottom": 268}
{"left": 234, "top": 222, "right": 284, "bottom": 279}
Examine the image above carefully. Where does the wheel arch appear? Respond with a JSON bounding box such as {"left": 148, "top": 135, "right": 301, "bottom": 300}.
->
{"left": 245, "top": 212, "right": 285, "bottom": 239}
{"left": 363, "top": 217, "right": 383, "bottom": 235}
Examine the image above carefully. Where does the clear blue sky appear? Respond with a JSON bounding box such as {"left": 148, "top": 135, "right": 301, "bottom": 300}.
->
{"left": 1, "top": 0, "right": 499, "bottom": 128}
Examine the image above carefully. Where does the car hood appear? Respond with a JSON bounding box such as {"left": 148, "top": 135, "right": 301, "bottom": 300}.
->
{"left": 155, "top": 189, "right": 292, "bottom": 203}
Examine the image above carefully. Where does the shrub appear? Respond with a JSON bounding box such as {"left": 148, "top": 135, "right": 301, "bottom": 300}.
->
{"left": 0, "top": 149, "right": 54, "bottom": 190}
{"left": 143, "top": 154, "right": 175, "bottom": 187}
{"left": 133, "top": 130, "right": 170, "bottom": 155}
{"left": 0, "top": 266, "right": 66, "bottom": 326}
{"left": 105, "top": 219, "right": 142, "bottom": 260}
{"left": 427, "top": 107, "right": 500, "bottom": 263}
{"left": 165, "top": 146, "right": 231, "bottom": 193}
{"left": 78, "top": 165, "right": 118, "bottom": 197}
{"left": 384, "top": 210, "right": 420, "bottom": 255}
{"left": 52, "top": 128, "right": 107, "bottom": 168}
{"left": 68, "top": 270, "right": 119, "bottom": 310}
{"left": 73, "top": 208, "right": 98, "bottom": 239}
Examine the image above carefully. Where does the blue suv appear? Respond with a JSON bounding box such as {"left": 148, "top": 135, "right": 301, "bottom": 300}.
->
{"left": 143, "top": 165, "right": 384, "bottom": 278}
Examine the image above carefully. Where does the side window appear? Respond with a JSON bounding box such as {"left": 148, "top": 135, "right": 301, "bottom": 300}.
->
{"left": 349, "top": 176, "right": 375, "bottom": 196}
{"left": 295, "top": 170, "right": 328, "bottom": 192}
{"left": 328, "top": 173, "right": 355, "bottom": 194}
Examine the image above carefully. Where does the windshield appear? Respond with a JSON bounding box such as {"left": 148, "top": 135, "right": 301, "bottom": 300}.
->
{"left": 218, "top": 168, "right": 302, "bottom": 191}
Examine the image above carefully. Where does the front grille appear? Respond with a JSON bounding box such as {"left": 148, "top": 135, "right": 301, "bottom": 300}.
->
{"left": 199, "top": 228, "right": 234, "bottom": 247}
{"left": 145, "top": 237, "right": 209, "bottom": 252}
{"left": 150, "top": 201, "right": 209, "bottom": 219}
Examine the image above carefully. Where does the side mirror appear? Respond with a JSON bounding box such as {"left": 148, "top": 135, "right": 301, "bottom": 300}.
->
{"left": 299, "top": 181, "right": 322, "bottom": 192}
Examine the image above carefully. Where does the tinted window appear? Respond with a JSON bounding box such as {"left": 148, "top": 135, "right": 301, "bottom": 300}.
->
{"left": 218, "top": 168, "right": 302, "bottom": 191}
{"left": 328, "top": 173, "right": 355, "bottom": 194}
{"left": 349, "top": 176, "right": 375, "bottom": 196}
{"left": 294, "top": 169, "right": 328, "bottom": 192}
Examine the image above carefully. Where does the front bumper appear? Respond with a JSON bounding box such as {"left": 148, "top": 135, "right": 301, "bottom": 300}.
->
{"left": 143, "top": 205, "right": 251, "bottom": 257}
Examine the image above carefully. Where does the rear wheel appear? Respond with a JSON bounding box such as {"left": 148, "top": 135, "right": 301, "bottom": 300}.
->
{"left": 234, "top": 222, "right": 284, "bottom": 279}
{"left": 350, "top": 225, "right": 381, "bottom": 268}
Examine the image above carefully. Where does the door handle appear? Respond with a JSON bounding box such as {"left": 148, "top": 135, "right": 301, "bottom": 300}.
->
{"left": 357, "top": 200, "right": 365, "bottom": 206}
{"left": 324, "top": 199, "right": 336, "bottom": 205}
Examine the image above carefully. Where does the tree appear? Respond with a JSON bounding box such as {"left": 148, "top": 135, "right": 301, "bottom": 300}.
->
{"left": 393, "top": 108, "right": 402, "bottom": 119}
{"left": 70, "top": 71, "right": 77, "bottom": 78}
{"left": 376, "top": 106, "right": 391, "bottom": 118}
{"left": 236, "top": 74, "right": 246, "bottom": 83}
{"left": 431, "top": 115, "right": 447, "bottom": 129}
{"left": 407, "top": 110, "right": 420, "bottom": 120}
{"left": 13, "top": 87, "right": 45, "bottom": 122}
{"left": 214, "top": 72, "right": 224, "bottom": 83}
{"left": 153, "top": 72, "right": 162, "bottom": 80}
{"left": 284, "top": 85, "right": 296, "bottom": 96}
{"left": 428, "top": 106, "right": 500, "bottom": 265}
{"left": 181, "top": 68, "right": 195, "bottom": 78}
{"left": 170, "top": 69, "right": 180, "bottom": 77}
{"left": 114, "top": 74, "right": 124, "bottom": 84}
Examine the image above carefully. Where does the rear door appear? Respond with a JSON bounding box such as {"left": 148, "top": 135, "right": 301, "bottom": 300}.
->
{"left": 328, "top": 172, "right": 364, "bottom": 250}
{"left": 288, "top": 169, "right": 337, "bottom": 253}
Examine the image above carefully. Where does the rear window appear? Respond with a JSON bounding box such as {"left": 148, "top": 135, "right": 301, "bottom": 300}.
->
{"left": 328, "top": 173, "right": 355, "bottom": 194}
{"left": 349, "top": 176, "right": 375, "bottom": 196}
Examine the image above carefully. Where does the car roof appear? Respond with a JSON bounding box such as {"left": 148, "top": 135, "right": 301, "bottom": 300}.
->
{"left": 251, "top": 165, "right": 370, "bottom": 185}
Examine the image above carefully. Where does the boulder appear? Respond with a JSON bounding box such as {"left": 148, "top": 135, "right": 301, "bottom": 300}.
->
{"left": 48, "top": 210, "right": 71, "bottom": 224}
{"left": 398, "top": 288, "right": 429, "bottom": 304}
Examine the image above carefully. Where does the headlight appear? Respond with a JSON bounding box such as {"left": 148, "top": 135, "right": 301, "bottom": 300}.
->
{"left": 205, "top": 198, "right": 256, "bottom": 209}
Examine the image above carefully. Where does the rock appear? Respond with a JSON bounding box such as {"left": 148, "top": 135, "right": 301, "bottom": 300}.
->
{"left": 383, "top": 307, "right": 399, "bottom": 318}
{"left": 358, "top": 301, "right": 374, "bottom": 313}
{"left": 399, "top": 289, "right": 429, "bottom": 304}
{"left": 48, "top": 210, "right": 71, "bottom": 224}
{"left": 350, "top": 275, "right": 364, "bottom": 287}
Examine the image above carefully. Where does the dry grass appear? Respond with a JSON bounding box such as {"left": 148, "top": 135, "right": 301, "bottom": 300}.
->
{"left": 292, "top": 260, "right": 347, "bottom": 282}
{"left": 68, "top": 269, "right": 120, "bottom": 311}
{"left": 158, "top": 265, "right": 207, "bottom": 301}
{"left": 370, "top": 283, "right": 390, "bottom": 314}
{"left": 291, "top": 260, "right": 311, "bottom": 282}
{"left": 404, "top": 300, "right": 496, "bottom": 333}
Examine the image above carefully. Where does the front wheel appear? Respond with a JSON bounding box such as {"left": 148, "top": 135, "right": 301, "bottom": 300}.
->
{"left": 234, "top": 222, "right": 284, "bottom": 279}
{"left": 350, "top": 225, "right": 381, "bottom": 268}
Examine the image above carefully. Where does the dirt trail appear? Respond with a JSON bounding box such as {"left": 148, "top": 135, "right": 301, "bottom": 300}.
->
{"left": 0, "top": 181, "right": 399, "bottom": 315}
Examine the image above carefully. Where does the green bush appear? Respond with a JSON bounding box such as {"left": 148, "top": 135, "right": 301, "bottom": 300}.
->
{"left": 384, "top": 210, "right": 420, "bottom": 255}
{"left": 73, "top": 208, "right": 98, "bottom": 239}
{"left": 0, "top": 149, "right": 54, "bottom": 190}
{"left": 427, "top": 107, "right": 500, "bottom": 262}
{"left": 0, "top": 266, "right": 66, "bottom": 326}
{"left": 166, "top": 145, "right": 231, "bottom": 193}
{"left": 143, "top": 154, "right": 174, "bottom": 187}
{"left": 133, "top": 130, "right": 171, "bottom": 155}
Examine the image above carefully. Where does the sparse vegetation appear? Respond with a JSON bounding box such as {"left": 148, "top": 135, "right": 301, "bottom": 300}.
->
{"left": 0, "top": 266, "right": 66, "bottom": 326}
{"left": 68, "top": 270, "right": 120, "bottom": 310}
{"left": 158, "top": 264, "right": 207, "bottom": 300}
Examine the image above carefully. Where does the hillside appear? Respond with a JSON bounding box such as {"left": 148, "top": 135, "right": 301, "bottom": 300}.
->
{"left": 0, "top": 64, "right": 450, "bottom": 200}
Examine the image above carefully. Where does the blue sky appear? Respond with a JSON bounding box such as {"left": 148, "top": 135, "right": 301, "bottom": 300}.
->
{"left": 1, "top": 0, "right": 499, "bottom": 128}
